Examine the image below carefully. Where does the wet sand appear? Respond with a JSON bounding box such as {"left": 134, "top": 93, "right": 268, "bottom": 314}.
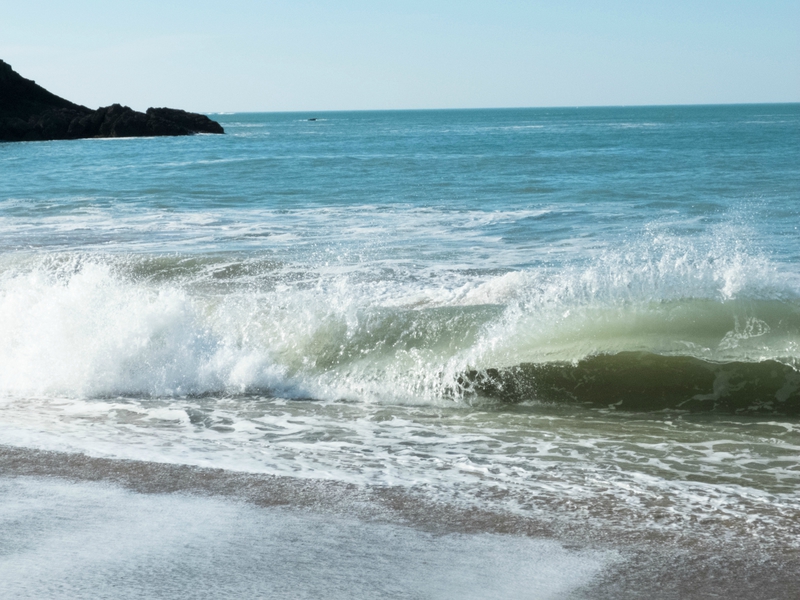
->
{"left": 1, "top": 444, "right": 797, "bottom": 599}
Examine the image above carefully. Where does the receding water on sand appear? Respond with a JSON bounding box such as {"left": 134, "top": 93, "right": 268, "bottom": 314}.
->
{"left": 2, "top": 448, "right": 798, "bottom": 600}
{"left": 0, "top": 475, "right": 610, "bottom": 600}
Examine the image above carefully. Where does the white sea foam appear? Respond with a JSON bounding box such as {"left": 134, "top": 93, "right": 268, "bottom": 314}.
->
{"left": 0, "top": 260, "right": 288, "bottom": 398}
{"left": 1, "top": 391, "right": 798, "bottom": 547}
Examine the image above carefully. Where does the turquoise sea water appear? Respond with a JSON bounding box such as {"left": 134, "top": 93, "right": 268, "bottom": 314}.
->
{"left": 1, "top": 105, "right": 800, "bottom": 578}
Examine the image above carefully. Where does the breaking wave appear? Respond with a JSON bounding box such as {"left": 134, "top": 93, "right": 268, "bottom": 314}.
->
{"left": 1, "top": 227, "right": 799, "bottom": 414}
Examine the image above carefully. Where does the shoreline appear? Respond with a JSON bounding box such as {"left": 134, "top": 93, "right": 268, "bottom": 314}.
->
{"left": 0, "top": 443, "right": 559, "bottom": 539}
{"left": 2, "top": 444, "right": 798, "bottom": 599}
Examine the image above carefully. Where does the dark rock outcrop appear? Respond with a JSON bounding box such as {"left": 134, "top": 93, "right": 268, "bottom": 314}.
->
{"left": 0, "top": 60, "right": 224, "bottom": 142}
{"left": 146, "top": 107, "right": 224, "bottom": 135}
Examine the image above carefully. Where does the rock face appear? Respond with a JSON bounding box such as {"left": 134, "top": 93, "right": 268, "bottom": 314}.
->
{"left": 0, "top": 60, "right": 224, "bottom": 142}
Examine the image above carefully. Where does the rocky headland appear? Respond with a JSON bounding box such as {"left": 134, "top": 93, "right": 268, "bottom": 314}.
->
{"left": 0, "top": 60, "right": 223, "bottom": 142}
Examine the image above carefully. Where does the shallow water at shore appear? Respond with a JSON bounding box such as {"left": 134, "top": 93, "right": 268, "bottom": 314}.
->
{"left": 1, "top": 395, "right": 799, "bottom": 552}
{"left": 2, "top": 448, "right": 799, "bottom": 600}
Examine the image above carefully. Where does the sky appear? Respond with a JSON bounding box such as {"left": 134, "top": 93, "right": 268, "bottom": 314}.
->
{"left": 1, "top": 0, "right": 798, "bottom": 112}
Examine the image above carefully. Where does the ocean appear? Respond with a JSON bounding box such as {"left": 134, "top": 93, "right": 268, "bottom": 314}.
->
{"left": 1, "top": 104, "right": 799, "bottom": 598}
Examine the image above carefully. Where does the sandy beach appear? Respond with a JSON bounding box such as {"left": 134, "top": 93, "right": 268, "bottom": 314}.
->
{"left": 2, "top": 444, "right": 798, "bottom": 599}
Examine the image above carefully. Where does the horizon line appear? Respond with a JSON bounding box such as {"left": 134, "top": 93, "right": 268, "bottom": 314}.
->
{"left": 202, "top": 101, "right": 800, "bottom": 115}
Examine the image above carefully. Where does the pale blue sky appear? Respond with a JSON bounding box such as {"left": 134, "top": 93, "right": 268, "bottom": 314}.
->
{"left": 1, "top": 0, "right": 797, "bottom": 112}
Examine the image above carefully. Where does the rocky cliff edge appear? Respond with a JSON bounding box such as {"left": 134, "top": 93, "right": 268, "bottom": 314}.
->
{"left": 0, "top": 60, "right": 224, "bottom": 142}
